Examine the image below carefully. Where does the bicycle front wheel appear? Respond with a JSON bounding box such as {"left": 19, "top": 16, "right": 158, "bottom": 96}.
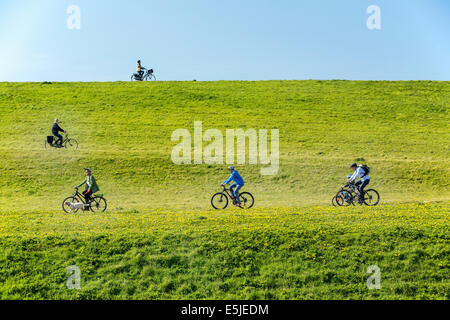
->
{"left": 62, "top": 196, "right": 81, "bottom": 213}
{"left": 335, "top": 190, "right": 352, "bottom": 206}
{"left": 65, "top": 138, "right": 78, "bottom": 150}
{"left": 90, "top": 196, "right": 107, "bottom": 213}
{"left": 239, "top": 192, "right": 254, "bottom": 209}
{"left": 363, "top": 189, "right": 380, "bottom": 206}
{"left": 332, "top": 196, "right": 338, "bottom": 207}
{"left": 211, "top": 193, "right": 228, "bottom": 209}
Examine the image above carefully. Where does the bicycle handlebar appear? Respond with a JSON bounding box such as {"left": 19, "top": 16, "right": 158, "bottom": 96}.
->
{"left": 341, "top": 182, "right": 355, "bottom": 189}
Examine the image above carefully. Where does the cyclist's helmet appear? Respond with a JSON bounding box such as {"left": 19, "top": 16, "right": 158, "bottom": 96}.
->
{"left": 350, "top": 163, "right": 357, "bottom": 168}
{"left": 55, "top": 118, "right": 59, "bottom": 123}
{"left": 84, "top": 168, "right": 92, "bottom": 173}
{"left": 227, "top": 166, "right": 235, "bottom": 171}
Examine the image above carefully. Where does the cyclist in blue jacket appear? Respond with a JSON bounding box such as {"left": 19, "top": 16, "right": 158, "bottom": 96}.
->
{"left": 221, "top": 166, "right": 245, "bottom": 207}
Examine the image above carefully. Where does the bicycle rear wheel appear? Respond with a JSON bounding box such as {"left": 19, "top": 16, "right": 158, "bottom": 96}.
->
{"left": 363, "top": 189, "right": 380, "bottom": 206}
{"left": 238, "top": 192, "right": 254, "bottom": 209}
{"left": 211, "top": 193, "right": 229, "bottom": 209}
{"left": 90, "top": 196, "right": 107, "bottom": 213}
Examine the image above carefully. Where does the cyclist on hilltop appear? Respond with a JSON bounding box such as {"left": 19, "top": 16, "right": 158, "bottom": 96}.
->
{"left": 221, "top": 166, "right": 245, "bottom": 207}
{"left": 75, "top": 168, "right": 100, "bottom": 203}
{"left": 52, "top": 118, "right": 66, "bottom": 148}
{"left": 347, "top": 163, "right": 370, "bottom": 203}
{"left": 136, "top": 60, "right": 146, "bottom": 79}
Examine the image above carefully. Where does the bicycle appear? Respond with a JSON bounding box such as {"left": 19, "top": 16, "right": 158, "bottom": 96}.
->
{"left": 131, "top": 69, "right": 156, "bottom": 81}
{"left": 335, "top": 183, "right": 380, "bottom": 207}
{"left": 332, "top": 195, "right": 338, "bottom": 207}
{"left": 62, "top": 187, "right": 107, "bottom": 213}
{"left": 45, "top": 132, "right": 78, "bottom": 150}
{"left": 211, "top": 185, "right": 254, "bottom": 209}
{"left": 332, "top": 174, "right": 350, "bottom": 207}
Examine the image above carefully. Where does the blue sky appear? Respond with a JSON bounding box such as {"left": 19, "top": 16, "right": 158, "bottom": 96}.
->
{"left": 0, "top": 0, "right": 449, "bottom": 81}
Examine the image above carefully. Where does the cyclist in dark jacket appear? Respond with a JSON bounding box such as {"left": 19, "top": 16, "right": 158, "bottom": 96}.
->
{"left": 137, "top": 60, "right": 146, "bottom": 79}
{"left": 52, "top": 118, "right": 65, "bottom": 147}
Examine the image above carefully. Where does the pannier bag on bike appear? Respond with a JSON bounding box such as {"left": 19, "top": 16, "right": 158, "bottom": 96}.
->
{"left": 47, "top": 136, "right": 54, "bottom": 144}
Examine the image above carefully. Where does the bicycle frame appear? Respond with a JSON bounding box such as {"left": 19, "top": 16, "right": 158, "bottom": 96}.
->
{"left": 220, "top": 186, "right": 236, "bottom": 199}
{"left": 345, "top": 183, "right": 361, "bottom": 196}
{"left": 61, "top": 134, "right": 70, "bottom": 145}
{"left": 336, "top": 183, "right": 363, "bottom": 205}
{"left": 132, "top": 70, "right": 154, "bottom": 81}
{"left": 72, "top": 189, "right": 88, "bottom": 204}
{"left": 51, "top": 133, "right": 69, "bottom": 145}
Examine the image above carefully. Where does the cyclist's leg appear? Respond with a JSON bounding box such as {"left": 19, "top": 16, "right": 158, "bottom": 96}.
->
{"left": 229, "top": 184, "right": 237, "bottom": 199}
{"left": 354, "top": 181, "right": 362, "bottom": 193}
{"left": 354, "top": 181, "right": 362, "bottom": 201}
{"left": 359, "top": 179, "right": 370, "bottom": 199}
{"left": 234, "top": 185, "right": 243, "bottom": 204}
{"left": 54, "top": 133, "right": 63, "bottom": 145}
{"left": 82, "top": 190, "right": 92, "bottom": 203}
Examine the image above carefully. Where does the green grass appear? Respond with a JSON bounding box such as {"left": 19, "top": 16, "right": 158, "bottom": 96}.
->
{"left": 0, "top": 80, "right": 448, "bottom": 299}
{"left": 0, "top": 80, "right": 448, "bottom": 210}
{"left": 0, "top": 203, "right": 448, "bottom": 299}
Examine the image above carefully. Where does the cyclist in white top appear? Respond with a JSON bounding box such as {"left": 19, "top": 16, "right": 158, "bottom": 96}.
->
{"left": 347, "top": 163, "right": 370, "bottom": 203}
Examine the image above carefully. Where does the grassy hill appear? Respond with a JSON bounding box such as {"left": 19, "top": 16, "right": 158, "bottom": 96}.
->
{"left": 0, "top": 80, "right": 448, "bottom": 299}
{"left": 0, "top": 80, "right": 448, "bottom": 210}
{"left": 0, "top": 203, "right": 448, "bottom": 299}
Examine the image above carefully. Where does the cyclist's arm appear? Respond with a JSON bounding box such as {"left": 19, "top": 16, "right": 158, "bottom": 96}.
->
{"left": 76, "top": 180, "right": 86, "bottom": 188}
{"left": 223, "top": 172, "right": 236, "bottom": 185}
{"left": 348, "top": 168, "right": 361, "bottom": 183}
{"left": 223, "top": 175, "right": 233, "bottom": 185}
